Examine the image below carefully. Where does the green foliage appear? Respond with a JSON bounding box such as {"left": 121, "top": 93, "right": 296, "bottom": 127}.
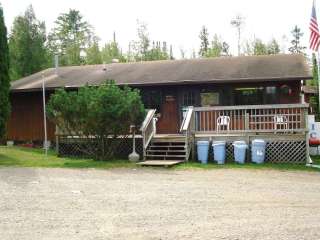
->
{"left": 9, "top": 5, "right": 48, "bottom": 80}
{"left": 131, "top": 21, "right": 170, "bottom": 61}
{"left": 309, "top": 53, "right": 320, "bottom": 119}
{"left": 48, "top": 9, "right": 94, "bottom": 66}
{"left": 0, "top": 5, "right": 10, "bottom": 140}
{"left": 243, "top": 38, "right": 280, "bottom": 56}
{"left": 198, "top": 25, "right": 209, "bottom": 57}
{"left": 288, "top": 25, "right": 306, "bottom": 54}
{"left": 101, "top": 33, "right": 126, "bottom": 63}
{"left": 47, "top": 82, "right": 145, "bottom": 160}
{"left": 253, "top": 39, "right": 268, "bottom": 55}
{"left": 267, "top": 38, "right": 280, "bottom": 54}
{"left": 85, "top": 37, "right": 102, "bottom": 64}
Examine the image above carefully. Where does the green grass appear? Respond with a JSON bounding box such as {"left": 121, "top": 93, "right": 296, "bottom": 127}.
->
{"left": 0, "top": 146, "right": 135, "bottom": 169}
{"left": 0, "top": 146, "right": 318, "bottom": 172}
{"left": 175, "top": 161, "right": 320, "bottom": 172}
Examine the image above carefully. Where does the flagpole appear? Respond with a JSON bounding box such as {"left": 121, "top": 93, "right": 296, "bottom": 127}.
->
{"left": 317, "top": 51, "right": 320, "bottom": 114}
{"left": 42, "top": 71, "right": 48, "bottom": 156}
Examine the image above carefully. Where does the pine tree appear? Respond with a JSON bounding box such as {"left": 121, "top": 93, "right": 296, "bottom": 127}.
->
{"left": 48, "top": 9, "right": 94, "bottom": 66}
{"left": 0, "top": 5, "right": 10, "bottom": 139}
{"left": 253, "top": 39, "right": 268, "bottom": 55}
{"left": 199, "top": 25, "right": 209, "bottom": 57}
{"left": 267, "top": 38, "right": 280, "bottom": 55}
{"left": 309, "top": 53, "right": 319, "bottom": 118}
{"left": 86, "top": 36, "right": 102, "bottom": 64}
{"left": 9, "top": 5, "right": 48, "bottom": 80}
{"left": 288, "top": 25, "right": 306, "bottom": 54}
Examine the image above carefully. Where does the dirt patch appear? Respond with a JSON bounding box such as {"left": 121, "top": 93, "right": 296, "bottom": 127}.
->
{"left": 0, "top": 167, "right": 319, "bottom": 240}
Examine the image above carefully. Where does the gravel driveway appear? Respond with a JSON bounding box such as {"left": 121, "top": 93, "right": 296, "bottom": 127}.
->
{"left": 0, "top": 167, "right": 319, "bottom": 240}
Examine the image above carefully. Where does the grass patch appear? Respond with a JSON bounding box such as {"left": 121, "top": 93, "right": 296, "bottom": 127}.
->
{"left": 0, "top": 146, "right": 135, "bottom": 169}
{"left": 0, "top": 146, "right": 318, "bottom": 172}
{"left": 311, "top": 155, "right": 320, "bottom": 165}
{"left": 175, "top": 161, "right": 320, "bottom": 172}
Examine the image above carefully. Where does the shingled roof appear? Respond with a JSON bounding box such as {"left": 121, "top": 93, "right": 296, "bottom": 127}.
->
{"left": 11, "top": 54, "right": 311, "bottom": 92}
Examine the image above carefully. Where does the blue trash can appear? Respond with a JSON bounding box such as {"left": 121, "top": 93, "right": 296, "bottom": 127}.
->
{"left": 197, "top": 141, "right": 209, "bottom": 164}
{"left": 251, "top": 139, "right": 266, "bottom": 164}
{"left": 212, "top": 141, "right": 226, "bottom": 164}
{"left": 233, "top": 141, "right": 248, "bottom": 164}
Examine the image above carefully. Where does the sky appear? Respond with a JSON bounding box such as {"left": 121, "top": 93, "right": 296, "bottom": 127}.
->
{"left": 0, "top": 0, "right": 315, "bottom": 58}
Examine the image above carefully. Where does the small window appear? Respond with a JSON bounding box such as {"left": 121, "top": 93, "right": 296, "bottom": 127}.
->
{"left": 182, "top": 91, "right": 195, "bottom": 106}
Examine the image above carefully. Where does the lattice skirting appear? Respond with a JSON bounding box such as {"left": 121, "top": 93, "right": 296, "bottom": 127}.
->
{"left": 194, "top": 140, "right": 306, "bottom": 163}
{"left": 58, "top": 137, "right": 143, "bottom": 159}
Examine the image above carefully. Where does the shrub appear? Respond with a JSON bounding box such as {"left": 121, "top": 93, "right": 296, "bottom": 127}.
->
{"left": 47, "top": 81, "right": 145, "bottom": 160}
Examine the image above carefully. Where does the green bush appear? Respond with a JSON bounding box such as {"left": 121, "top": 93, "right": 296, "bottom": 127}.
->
{"left": 47, "top": 81, "right": 145, "bottom": 160}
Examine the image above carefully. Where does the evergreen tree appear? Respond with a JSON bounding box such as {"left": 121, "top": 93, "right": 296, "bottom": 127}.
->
{"left": 9, "top": 5, "right": 48, "bottom": 80}
{"left": 199, "top": 25, "right": 209, "bottom": 57}
{"left": 253, "top": 39, "right": 268, "bottom": 55}
{"left": 101, "top": 32, "right": 125, "bottom": 63}
{"left": 309, "top": 53, "right": 319, "bottom": 118}
{"left": 169, "top": 45, "right": 174, "bottom": 60}
{"left": 86, "top": 36, "right": 102, "bottom": 64}
{"left": 267, "top": 38, "right": 280, "bottom": 55}
{"left": 221, "top": 42, "right": 230, "bottom": 56}
{"left": 48, "top": 9, "right": 94, "bottom": 66}
{"left": 133, "top": 20, "right": 150, "bottom": 61}
{"left": 288, "top": 25, "right": 306, "bottom": 54}
{"left": 0, "top": 5, "right": 10, "bottom": 139}
{"left": 206, "top": 34, "right": 223, "bottom": 57}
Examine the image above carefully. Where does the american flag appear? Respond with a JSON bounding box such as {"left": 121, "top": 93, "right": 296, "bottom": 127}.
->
{"left": 310, "top": 1, "right": 320, "bottom": 51}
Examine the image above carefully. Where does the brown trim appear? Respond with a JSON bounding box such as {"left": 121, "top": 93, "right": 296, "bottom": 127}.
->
{"left": 10, "top": 76, "right": 310, "bottom": 93}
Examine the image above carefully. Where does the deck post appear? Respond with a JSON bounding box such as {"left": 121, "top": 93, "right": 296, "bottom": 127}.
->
{"left": 304, "top": 108, "right": 310, "bottom": 163}
{"left": 244, "top": 111, "right": 249, "bottom": 130}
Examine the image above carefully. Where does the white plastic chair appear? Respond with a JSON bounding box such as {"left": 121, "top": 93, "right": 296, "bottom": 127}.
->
{"left": 274, "top": 115, "right": 288, "bottom": 130}
{"left": 217, "top": 116, "right": 230, "bottom": 131}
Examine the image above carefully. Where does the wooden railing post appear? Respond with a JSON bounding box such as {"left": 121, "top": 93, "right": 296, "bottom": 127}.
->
{"left": 245, "top": 111, "right": 249, "bottom": 130}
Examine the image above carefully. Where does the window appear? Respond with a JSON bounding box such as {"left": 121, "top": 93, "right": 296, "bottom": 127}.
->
{"left": 142, "top": 90, "right": 162, "bottom": 111}
{"left": 234, "top": 87, "right": 263, "bottom": 105}
{"left": 200, "top": 92, "right": 220, "bottom": 106}
{"left": 182, "top": 91, "right": 196, "bottom": 107}
{"left": 265, "top": 86, "right": 277, "bottom": 104}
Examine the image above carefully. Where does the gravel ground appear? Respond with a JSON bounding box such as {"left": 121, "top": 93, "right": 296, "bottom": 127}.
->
{"left": 0, "top": 167, "right": 319, "bottom": 240}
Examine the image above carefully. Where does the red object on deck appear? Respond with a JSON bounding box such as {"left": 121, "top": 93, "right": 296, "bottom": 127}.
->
{"left": 309, "top": 138, "right": 320, "bottom": 146}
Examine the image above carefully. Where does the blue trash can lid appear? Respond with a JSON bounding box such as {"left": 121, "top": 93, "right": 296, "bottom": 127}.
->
{"left": 252, "top": 139, "right": 265, "bottom": 144}
{"left": 233, "top": 140, "right": 246, "bottom": 146}
{"left": 235, "top": 144, "right": 248, "bottom": 149}
{"left": 197, "top": 141, "right": 209, "bottom": 145}
{"left": 212, "top": 141, "right": 226, "bottom": 146}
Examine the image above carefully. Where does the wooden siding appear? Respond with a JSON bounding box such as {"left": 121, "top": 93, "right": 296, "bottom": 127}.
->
{"left": 7, "top": 80, "right": 302, "bottom": 142}
{"left": 7, "top": 92, "right": 55, "bottom": 142}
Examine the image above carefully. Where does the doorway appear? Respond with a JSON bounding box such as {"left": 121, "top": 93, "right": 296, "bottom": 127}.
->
{"left": 156, "top": 95, "right": 179, "bottom": 134}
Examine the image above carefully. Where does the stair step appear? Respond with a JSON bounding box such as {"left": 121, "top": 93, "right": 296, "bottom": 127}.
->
{"left": 151, "top": 142, "right": 185, "bottom": 145}
{"left": 149, "top": 145, "right": 185, "bottom": 148}
{"left": 147, "top": 149, "right": 186, "bottom": 153}
{"left": 146, "top": 154, "right": 186, "bottom": 158}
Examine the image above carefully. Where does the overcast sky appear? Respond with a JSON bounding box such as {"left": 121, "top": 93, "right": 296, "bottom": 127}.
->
{"left": 0, "top": 0, "right": 315, "bottom": 58}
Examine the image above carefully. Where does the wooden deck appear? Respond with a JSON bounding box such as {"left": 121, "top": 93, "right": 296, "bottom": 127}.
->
{"left": 136, "top": 160, "right": 184, "bottom": 167}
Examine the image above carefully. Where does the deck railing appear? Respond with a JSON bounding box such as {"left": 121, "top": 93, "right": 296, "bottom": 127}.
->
{"left": 193, "top": 104, "right": 309, "bottom": 134}
{"left": 180, "top": 107, "right": 194, "bottom": 161}
{"left": 140, "top": 109, "right": 157, "bottom": 160}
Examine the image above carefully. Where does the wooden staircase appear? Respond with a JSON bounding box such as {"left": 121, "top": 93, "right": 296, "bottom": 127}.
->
{"left": 137, "top": 135, "right": 186, "bottom": 167}
{"left": 138, "top": 108, "right": 194, "bottom": 167}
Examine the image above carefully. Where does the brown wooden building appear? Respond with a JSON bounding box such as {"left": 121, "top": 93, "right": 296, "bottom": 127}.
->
{"left": 8, "top": 54, "right": 310, "bottom": 141}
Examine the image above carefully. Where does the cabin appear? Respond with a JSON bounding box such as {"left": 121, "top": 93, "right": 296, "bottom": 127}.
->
{"left": 8, "top": 54, "right": 312, "bottom": 163}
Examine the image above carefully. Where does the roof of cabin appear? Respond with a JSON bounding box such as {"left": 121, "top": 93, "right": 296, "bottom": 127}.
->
{"left": 11, "top": 54, "right": 312, "bottom": 92}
